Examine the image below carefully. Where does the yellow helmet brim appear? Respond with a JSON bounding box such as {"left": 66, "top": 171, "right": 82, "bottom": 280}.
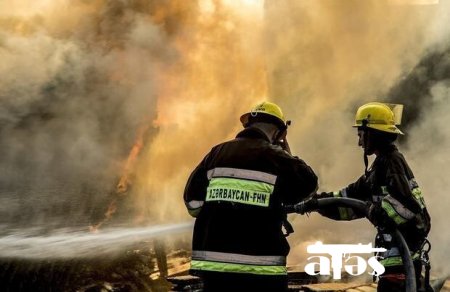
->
{"left": 353, "top": 123, "right": 404, "bottom": 135}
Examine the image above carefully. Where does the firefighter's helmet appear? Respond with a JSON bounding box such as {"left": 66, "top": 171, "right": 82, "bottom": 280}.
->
{"left": 240, "top": 101, "right": 287, "bottom": 129}
{"left": 353, "top": 102, "right": 404, "bottom": 135}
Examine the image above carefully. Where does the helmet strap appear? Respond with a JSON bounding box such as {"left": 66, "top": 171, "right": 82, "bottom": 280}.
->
{"left": 363, "top": 151, "right": 369, "bottom": 177}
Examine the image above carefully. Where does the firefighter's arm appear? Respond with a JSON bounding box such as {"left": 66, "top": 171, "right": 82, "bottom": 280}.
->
{"left": 317, "top": 176, "right": 369, "bottom": 221}
{"left": 282, "top": 156, "right": 318, "bottom": 205}
{"left": 316, "top": 191, "right": 355, "bottom": 220}
{"left": 183, "top": 156, "right": 209, "bottom": 218}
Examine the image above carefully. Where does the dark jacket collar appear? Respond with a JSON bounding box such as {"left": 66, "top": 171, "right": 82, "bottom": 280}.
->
{"left": 377, "top": 143, "right": 397, "bottom": 156}
{"left": 236, "top": 127, "right": 271, "bottom": 143}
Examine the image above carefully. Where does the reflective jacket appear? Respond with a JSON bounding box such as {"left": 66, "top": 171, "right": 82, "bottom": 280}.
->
{"left": 319, "top": 144, "right": 431, "bottom": 271}
{"left": 183, "top": 127, "right": 318, "bottom": 276}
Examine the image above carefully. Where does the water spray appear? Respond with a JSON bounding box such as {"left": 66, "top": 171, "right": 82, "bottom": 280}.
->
{"left": 0, "top": 221, "right": 193, "bottom": 259}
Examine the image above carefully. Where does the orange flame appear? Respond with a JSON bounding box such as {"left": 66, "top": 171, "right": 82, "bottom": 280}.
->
{"left": 90, "top": 122, "right": 152, "bottom": 232}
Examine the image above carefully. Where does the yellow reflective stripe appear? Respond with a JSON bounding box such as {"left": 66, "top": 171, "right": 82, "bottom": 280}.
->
{"left": 380, "top": 256, "right": 403, "bottom": 267}
{"left": 380, "top": 252, "right": 420, "bottom": 267}
{"left": 382, "top": 195, "right": 415, "bottom": 226}
{"left": 333, "top": 190, "right": 354, "bottom": 220}
{"left": 338, "top": 207, "right": 350, "bottom": 220}
{"left": 192, "top": 251, "right": 286, "bottom": 266}
{"left": 412, "top": 188, "right": 426, "bottom": 209}
{"left": 190, "top": 260, "right": 287, "bottom": 275}
{"left": 206, "top": 177, "right": 273, "bottom": 207}
{"left": 383, "top": 195, "right": 415, "bottom": 219}
{"left": 408, "top": 178, "right": 428, "bottom": 209}
{"left": 381, "top": 200, "right": 408, "bottom": 225}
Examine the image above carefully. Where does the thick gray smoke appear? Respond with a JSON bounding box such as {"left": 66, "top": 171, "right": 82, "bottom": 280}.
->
{"left": 0, "top": 1, "right": 170, "bottom": 229}
{"left": 386, "top": 47, "right": 450, "bottom": 132}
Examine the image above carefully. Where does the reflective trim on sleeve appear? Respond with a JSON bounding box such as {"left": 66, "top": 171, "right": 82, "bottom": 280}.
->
{"left": 407, "top": 178, "right": 428, "bottom": 210}
{"left": 383, "top": 195, "right": 415, "bottom": 220}
{"left": 333, "top": 189, "right": 354, "bottom": 220}
{"left": 185, "top": 200, "right": 204, "bottom": 217}
{"left": 412, "top": 188, "right": 426, "bottom": 210}
{"left": 190, "top": 260, "right": 287, "bottom": 275}
{"left": 408, "top": 178, "right": 419, "bottom": 190}
{"left": 381, "top": 199, "right": 414, "bottom": 225}
{"left": 382, "top": 200, "right": 407, "bottom": 224}
{"left": 207, "top": 167, "right": 277, "bottom": 185}
{"left": 206, "top": 177, "right": 273, "bottom": 207}
{"left": 186, "top": 200, "right": 204, "bottom": 209}
{"left": 192, "top": 251, "right": 286, "bottom": 266}
{"left": 338, "top": 207, "right": 352, "bottom": 220}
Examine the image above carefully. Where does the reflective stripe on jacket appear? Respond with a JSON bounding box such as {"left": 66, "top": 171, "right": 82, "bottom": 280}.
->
{"left": 191, "top": 251, "right": 287, "bottom": 275}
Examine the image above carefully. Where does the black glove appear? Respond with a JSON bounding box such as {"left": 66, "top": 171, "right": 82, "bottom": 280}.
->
{"left": 316, "top": 191, "right": 333, "bottom": 198}
{"left": 293, "top": 196, "right": 319, "bottom": 214}
{"left": 367, "top": 203, "right": 393, "bottom": 228}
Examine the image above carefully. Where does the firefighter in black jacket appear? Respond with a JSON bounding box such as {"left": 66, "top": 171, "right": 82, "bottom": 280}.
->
{"left": 183, "top": 101, "right": 318, "bottom": 291}
{"left": 312, "top": 102, "right": 431, "bottom": 292}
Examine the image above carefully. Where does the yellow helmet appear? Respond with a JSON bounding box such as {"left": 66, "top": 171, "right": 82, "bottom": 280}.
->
{"left": 240, "top": 101, "right": 286, "bottom": 128}
{"left": 353, "top": 102, "right": 404, "bottom": 135}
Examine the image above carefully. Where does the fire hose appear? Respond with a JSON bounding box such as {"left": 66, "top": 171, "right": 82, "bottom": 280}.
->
{"left": 285, "top": 197, "right": 417, "bottom": 292}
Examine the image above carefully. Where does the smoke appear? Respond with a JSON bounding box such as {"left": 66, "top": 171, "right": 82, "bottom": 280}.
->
{"left": 0, "top": 0, "right": 449, "bottom": 274}
{"left": 0, "top": 0, "right": 268, "bottom": 229}
{"left": 389, "top": 49, "right": 450, "bottom": 275}
{"left": 382, "top": 44, "right": 450, "bottom": 274}
{"left": 0, "top": 0, "right": 170, "bottom": 228}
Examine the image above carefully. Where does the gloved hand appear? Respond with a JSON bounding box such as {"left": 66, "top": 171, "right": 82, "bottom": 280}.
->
{"left": 293, "top": 196, "right": 319, "bottom": 214}
{"left": 275, "top": 132, "right": 291, "bottom": 154}
{"left": 316, "top": 192, "right": 333, "bottom": 198}
{"left": 367, "top": 203, "right": 393, "bottom": 228}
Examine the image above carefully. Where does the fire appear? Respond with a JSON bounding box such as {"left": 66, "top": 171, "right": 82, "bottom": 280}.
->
{"left": 90, "top": 122, "right": 152, "bottom": 232}
{"left": 3, "top": 0, "right": 270, "bottom": 230}
{"left": 116, "top": 123, "right": 151, "bottom": 194}
{"left": 130, "top": 0, "right": 269, "bottom": 223}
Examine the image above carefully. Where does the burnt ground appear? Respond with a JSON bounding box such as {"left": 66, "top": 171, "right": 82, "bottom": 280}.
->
{"left": 0, "top": 244, "right": 191, "bottom": 292}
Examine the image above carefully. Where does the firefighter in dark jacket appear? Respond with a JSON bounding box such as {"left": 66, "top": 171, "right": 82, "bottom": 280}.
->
{"left": 312, "top": 102, "right": 431, "bottom": 292}
{"left": 183, "top": 101, "right": 318, "bottom": 292}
